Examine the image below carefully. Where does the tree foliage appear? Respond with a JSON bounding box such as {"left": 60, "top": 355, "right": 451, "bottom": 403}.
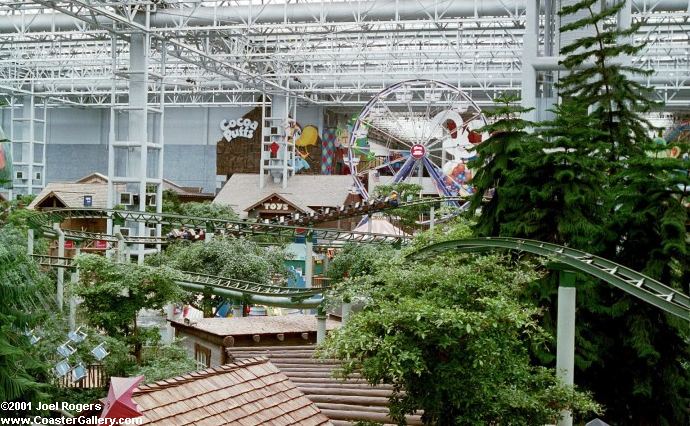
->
{"left": 373, "top": 182, "right": 427, "bottom": 228}
{"left": 148, "top": 237, "right": 287, "bottom": 313}
{"left": 74, "top": 254, "right": 183, "bottom": 362}
{"left": 0, "top": 195, "right": 37, "bottom": 229}
{"left": 321, "top": 252, "right": 600, "bottom": 425}
{"left": 326, "top": 243, "right": 396, "bottom": 286}
{"left": 401, "top": 216, "right": 474, "bottom": 254}
{"left": 150, "top": 237, "right": 286, "bottom": 284}
{"left": 468, "top": 93, "right": 536, "bottom": 237}
{"left": 557, "top": 3, "right": 689, "bottom": 424}
{"left": 558, "top": 0, "right": 656, "bottom": 161}
{"left": 162, "top": 191, "right": 238, "bottom": 220}
{"left": 131, "top": 342, "right": 198, "bottom": 384}
{"left": 468, "top": 1, "right": 690, "bottom": 424}
{"left": 0, "top": 226, "right": 51, "bottom": 405}
{"left": 501, "top": 99, "right": 610, "bottom": 250}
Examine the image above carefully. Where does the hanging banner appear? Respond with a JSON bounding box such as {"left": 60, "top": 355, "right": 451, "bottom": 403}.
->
{"left": 0, "top": 138, "right": 13, "bottom": 189}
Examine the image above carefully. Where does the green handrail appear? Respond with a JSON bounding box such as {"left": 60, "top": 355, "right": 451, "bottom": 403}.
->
{"left": 406, "top": 237, "right": 689, "bottom": 321}
{"left": 32, "top": 254, "right": 325, "bottom": 308}
{"left": 27, "top": 208, "right": 410, "bottom": 245}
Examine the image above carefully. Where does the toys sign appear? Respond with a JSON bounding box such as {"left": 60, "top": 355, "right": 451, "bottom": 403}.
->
{"left": 262, "top": 202, "right": 290, "bottom": 211}
{"left": 220, "top": 118, "right": 259, "bottom": 142}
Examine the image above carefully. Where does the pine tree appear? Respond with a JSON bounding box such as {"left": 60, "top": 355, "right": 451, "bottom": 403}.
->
{"left": 554, "top": 1, "right": 690, "bottom": 424}
{"left": 469, "top": 1, "right": 690, "bottom": 423}
{"left": 558, "top": 0, "right": 656, "bottom": 162}
{"left": 499, "top": 99, "right": 609, "bottom": 250}
{"left": 468, "top": 93, "right": 535, "bottom": 236}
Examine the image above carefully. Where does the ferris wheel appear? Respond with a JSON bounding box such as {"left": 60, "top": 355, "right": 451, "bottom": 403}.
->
{"left": 345, "top": 79, "right": 487, "bottom": 200}
{"left": 664, "top": 121, "right": 690, "bottom": 159}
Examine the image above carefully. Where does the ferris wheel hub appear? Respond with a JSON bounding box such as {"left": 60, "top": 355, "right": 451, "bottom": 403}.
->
{"left": 410, "top": 144, "right": 427, "bottom": 160}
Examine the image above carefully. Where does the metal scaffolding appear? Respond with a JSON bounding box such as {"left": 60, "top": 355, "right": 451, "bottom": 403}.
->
{"left": 0, "top": 1, "right": 686, "bottom": 108}
{"left": 9, "top": 92, "right": 47, "bottom": 197}
{"left": 102, "top": 7, "right": 165, "bottom": 264}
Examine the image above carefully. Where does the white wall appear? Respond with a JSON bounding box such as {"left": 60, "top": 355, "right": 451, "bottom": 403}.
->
{"left": 0, "top": 104, "right": 324, "bottom": 192}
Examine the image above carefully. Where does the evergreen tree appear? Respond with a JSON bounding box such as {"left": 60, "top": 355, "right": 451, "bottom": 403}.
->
{"left": 500, "top": 99, "right": 609, "bottom": 250}
{"left": 558, "top": 0, "right": 656, "bottom": 162}
{"left": 468, "top": 93, "right": 535, "bottom": 236}
{"left": 553, "top": 1, "right": 689, "bottom": 424}
{"left": 0, "top": 226, "right": 50, "bottom": 406}
{"left": 557, "top": 2, "right": 689, "bottom": 424}
{"left": 470, "top": 1, "right": 690, "bottom": 423}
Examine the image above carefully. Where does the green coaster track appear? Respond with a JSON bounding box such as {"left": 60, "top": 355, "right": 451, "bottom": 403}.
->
{"left": 407, "top": 237, "right": 689, "bottom": 320}
{"left": 26, "top": 196, "right": 464, "bottom": 307}
{"left": 281, "top": 196, "right": 467, "bottom": 226}
{"left": 26, "top": 195, "right": 464, "bottom": 247}
{"left": 32, "top": 254, "right": 325, "bottom": 308}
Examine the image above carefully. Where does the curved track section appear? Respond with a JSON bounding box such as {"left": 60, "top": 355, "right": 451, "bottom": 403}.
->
{"left": 32, "top": 255, "right": 324, "bottom": 308}
{"left": 27, "top": 196, "right": 466, "bottom": 246}
{"left": 28, "top": 198, "right": 465, "bottom": 307}
{"left": 407, "top": 237, "right": 689, "bottom": 320}
{"left": 282, "top": 196, "right": 467, "bottom": 226}
{"left": 27, "top": 208, "right": 410, "bottom": 246}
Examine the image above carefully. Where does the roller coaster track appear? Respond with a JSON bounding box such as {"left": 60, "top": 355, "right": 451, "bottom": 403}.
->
{"left": 31, "top": 255, "right": 325, "bottom": 308}
{"left": 280, "top": 196, "right": 467, "bottom": 226}
{"left": 25, "top": 197, "right": 467, "bottom": 307}
{"left": 26, "top": 196, "right": 465, "bottom": 246}
{"left": 407, "top": 237, "right": 690, "bottom": 321}
{"left": 27, "top": 208, "right": 408, "bottom": 246}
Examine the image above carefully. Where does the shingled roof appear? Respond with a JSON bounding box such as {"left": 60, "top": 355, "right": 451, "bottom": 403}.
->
{"left": 132, "top": 357, "right": 332, "bottom": 426}
{"left": 28, "top": 183, "right": 108, "bottom": 209}
{"left": 214, "top": 173, "right": 356, "bottom": 218}
{"left": 227, "top": 346, "right": 423, "bottom": 426}
{"left": 171, "top": 315, "right": 340, "bottom": 337}
{"left": 75, "top": 172, "right": 213, "bottom": 199}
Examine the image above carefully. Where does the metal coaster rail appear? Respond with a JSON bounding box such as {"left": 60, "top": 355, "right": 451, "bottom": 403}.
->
{"left": 26, "top": 196, "right": 466, "bottom": 246}
{"left": 27, "top": 208, "right": 406, "bottom": 245}
{"left": 26, "top": 197, "right": 465, "bottom": 307}
{"left": 31, "top": 255, "right": 325, "bottom": 308}
{"left": 407, "top": 237, "right": 690, "bottom": 321}
{"left": 280, "top": 196, "right": 467, "bottom": 226}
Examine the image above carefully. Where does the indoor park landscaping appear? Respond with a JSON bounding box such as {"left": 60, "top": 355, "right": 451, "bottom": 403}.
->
{"left": 0, "top": 0, "right": 688, "bottom": 425}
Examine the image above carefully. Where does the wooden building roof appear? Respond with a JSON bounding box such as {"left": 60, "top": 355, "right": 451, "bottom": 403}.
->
{"left": 227, "top": 346, "right": 423, "bottom": 426}
{"left": 171, "top": 315, "right": 340, "bottom": 338}
{"left": 132, "top": 357, "right": 332, "bottom": 426}
{"left": 75, "top": 172, "right": 214, "bottom": 200}
{"left": 214, "top": 173, "right": 357, "bottom": 218}
{"left": 28, "top": 183, "right": 109, "bottom": 209}
{"left": 28, "top": 173, "right": 213, "bottom": 210}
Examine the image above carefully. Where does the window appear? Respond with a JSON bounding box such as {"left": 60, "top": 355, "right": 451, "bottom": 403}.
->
{"left": 83, "top": 195, "right": 93, "bottom": 207}
{"left": 194, "top": 343, "right": 211, "bottom": 369}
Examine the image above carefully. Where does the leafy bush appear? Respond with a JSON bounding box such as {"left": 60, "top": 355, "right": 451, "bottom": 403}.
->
{"left": 321, "top": 253, "right": 600, "bottom": 425}
{"left": 132, "top": 341, "right": 197, "bottom": 383}
{"left": 150, "top": 237, "right": 286, "bottom": 284}
{"left": 0, "top": 225, "right": 53, "bottom": 406}
{"left": 74, "top": 254, "right": 183, "bottom": 362}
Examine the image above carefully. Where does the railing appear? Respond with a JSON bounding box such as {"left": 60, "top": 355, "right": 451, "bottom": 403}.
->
{"left": 57, "top": 364, "right": 107, "bottom": 389}
{"left": 312, "top": 276, "right": 332, "bottom": 288}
